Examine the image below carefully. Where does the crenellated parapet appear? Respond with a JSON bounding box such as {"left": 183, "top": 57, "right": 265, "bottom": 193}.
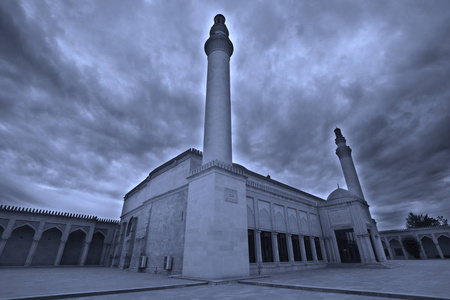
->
{"left": 0, "top": 205, "right": 119, "bottom": 224}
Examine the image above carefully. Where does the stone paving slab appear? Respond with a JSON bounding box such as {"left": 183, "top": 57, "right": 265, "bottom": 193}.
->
{"left": 72, "top": 283, "right": 389, "bottom": 300}
{"left": 0, "top": 260, "right": 449, "bottom": 300}
{"left": 0, "top": 267, "right": 204, "bottom": 300}
{"left": 240, "top": 260, "right": 450, "bottom": 300}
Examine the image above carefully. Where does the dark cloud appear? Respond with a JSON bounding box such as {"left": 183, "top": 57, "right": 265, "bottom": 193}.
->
{"left": 0, "top": 0, "right": 449, "bottom": 230}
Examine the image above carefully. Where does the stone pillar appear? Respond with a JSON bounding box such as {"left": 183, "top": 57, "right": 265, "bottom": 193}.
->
{"left": 310, "top": 236, "right": 318, "bottom": 262}
{"left": 202, "top": 14, "right": 233, "bottom": 165}
{"left": 334, "top": 128, "right": 364, "bottom": 199}
{"left": 0, "top": 218, "right": 16, "bottom": 257}
{"left": 80, "top": 241, "right": 91, "bottom": 265}
{"left": 299, "top": 235, "right": 307, "bottom": 263}
{"left": 357, "top": 234, "right": 370, "bottom": 262}
{"left": 331, "top": 232, "right": 342, "bottom": 263}
{"left": 371, "top": 233, "right": 387, "bottom": 262}
{"left": 319, "top": 238, "right": 328, "bottom": 262}
{"left": 399, "top": 236, "right": 409, "bottom": 259}
{"left": 273, "top": 232, "right": 280, "bottom": 265}
{"left": 25, "top": 238, "right": 40, "bottom": 266}
{"left": 287, "top": 233, "right": 294, "bottom": 264}
{"left": 414, "top": 235, "right": 427, "bottom": 259}
{"left": 430, "top": 233, "right": 445, "bottom": 259}
{"left": 25, "top": 222, "right": 45, "bottom": 266}
{"left": 385, "top": 238, "right": 395, "bottom": 260}
{"left": 0, "top": 238, "right": 7, "bottom": 258}
{"left": 101, "top": 243, "right": 111, "bottom": 266}
{"left": 54, "top": 239, "right": 67, "bottom": 266}
{"left": 256, "top": 230, "right": 262, "bottom": 264}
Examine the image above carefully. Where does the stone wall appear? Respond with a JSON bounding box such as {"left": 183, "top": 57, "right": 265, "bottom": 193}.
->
{"left": 0, "top": 205, "right": 118, "bottom": 267}
{"left": 116, "top": 188, "right": 188, "bottom": 275}
{"left": 379, "top": 226, "right": 450, "bottom": 260}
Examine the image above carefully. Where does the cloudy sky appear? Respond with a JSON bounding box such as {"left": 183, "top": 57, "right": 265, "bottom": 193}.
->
{"left": 1, "top": 0, "right": 449, "bottom": 230}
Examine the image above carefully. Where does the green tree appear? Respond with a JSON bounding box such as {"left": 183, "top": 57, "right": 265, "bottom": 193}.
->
{"left": 402, "top": 237, "right": 421, "bottom": 259}
{"left": 406, "top": 212, "right": 448, "bottom": 229}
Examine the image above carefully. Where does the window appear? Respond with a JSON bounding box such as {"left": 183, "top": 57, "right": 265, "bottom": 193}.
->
{"left": 277, "top": 233, "right": 289, "bottom": 262}
{"left": 260, "top": 231, "right": 273, "bottom": 262}
{"left": 304, "top": 236, "right": 313, "bottom": 261}
{"left": 248, "top": 230, "right": 256, "bottom": 263}
{"left": 314, "top": 237, "right": 323, "bottom": 260}
{"left": 291, "top": 234, "right": 302, "bottom": 261}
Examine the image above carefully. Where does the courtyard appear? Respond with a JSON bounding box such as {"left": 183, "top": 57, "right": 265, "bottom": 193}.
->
{"left": 0, "top": 260, "right": 449, "bottom": 299}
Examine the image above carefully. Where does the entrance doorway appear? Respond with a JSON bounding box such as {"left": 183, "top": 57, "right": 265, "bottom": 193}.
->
{"left": 335, "top": 229, "right": 361, "bottom": 263}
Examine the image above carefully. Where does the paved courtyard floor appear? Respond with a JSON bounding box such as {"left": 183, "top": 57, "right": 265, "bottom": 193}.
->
{"left": 0, "top": 260, "right": 449, "bottom": 300}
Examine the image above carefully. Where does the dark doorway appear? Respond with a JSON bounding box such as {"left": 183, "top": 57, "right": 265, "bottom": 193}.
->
{"left": 32, "top": 227, "right": 62, "bottom": 265}
{"left": 60, "top": 230, "right": 86, "bottom": 265}
{"left": 335, "top": 229, "right": 361, "bottom": 263}
{"left": 0, "top": 225, "right": 35, "bottom": 266}
{"left": 248, "top": 230, "right": 256, "bottom": 263}
{"left": 86, "top": 232, "right": 105, "bottom": 265}
{"left": 260, "top": 231, "right": 273, "bottom": 262}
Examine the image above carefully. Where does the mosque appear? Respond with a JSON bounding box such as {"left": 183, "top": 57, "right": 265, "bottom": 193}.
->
{"left": 108, "top": 14, "right": 387, "bottom": 279}
{"left": 0, "top": 15, "right": 393, "bottom": 277}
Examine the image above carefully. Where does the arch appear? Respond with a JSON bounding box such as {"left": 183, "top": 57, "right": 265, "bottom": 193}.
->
{"left": 437, "top": 235, "right": 450, "bottom": 258}
{"left": 60, "top": 229, "right": 86, "bottom": 265}
{"left": 32, "top": 227, "right": 62, "bottom": 265}
{"left": 259, "top": 208, "right": 271, "bottom": 230}
{"left": 389, "top": 239, "right": 405, "bottom": 259}
{"left": 421, "top": 236, "right": 440, "bottom": 259}
{"left": 0, "top": 225, "right": 35, "bottom": 266}
{"left": 69, "top": 227, "right": 88, "bottom": 236}
{"left": 86, "top": 232, "right": 105, "bottom": 265}
{"left": 275, "top": 212, "right": 286, "bottom": 232}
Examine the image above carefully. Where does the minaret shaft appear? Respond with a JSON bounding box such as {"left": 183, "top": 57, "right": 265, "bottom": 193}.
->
{"left": 202, "top": 14, "right": 233, "bottom": 165}
{"left": 335, "top": 128, "right": 365, "bottom": 199}
{"left": 203, "top": 51, "right": 232, "bottom": 164}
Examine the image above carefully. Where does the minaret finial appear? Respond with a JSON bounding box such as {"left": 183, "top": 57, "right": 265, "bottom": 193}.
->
{"left": 205, "top": 14, "right": 233, "bottom": 56}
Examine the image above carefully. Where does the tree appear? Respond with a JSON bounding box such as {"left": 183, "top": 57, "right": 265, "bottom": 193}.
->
{"left": 406, "top": 212, "right": 448, "bottom": 229}
{"left": 402, "top": 237, "right": 421, "bottom": 259}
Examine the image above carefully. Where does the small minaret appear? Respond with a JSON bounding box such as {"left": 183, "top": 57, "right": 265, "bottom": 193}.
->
{"left": 334, "top": 128, "right": 365, "bottom": 199}
{"left": 202, "top": 14, "right": 234, "bottom": 165}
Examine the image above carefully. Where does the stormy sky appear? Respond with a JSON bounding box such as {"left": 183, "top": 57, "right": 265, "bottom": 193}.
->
{"left": 1, "top": 0, "right": 449, "bottom": 230}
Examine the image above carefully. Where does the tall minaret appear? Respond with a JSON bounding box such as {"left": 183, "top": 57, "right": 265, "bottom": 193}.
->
{"left": 202, "top": 14, "right": 234, "bottom": 165}
{"left": 334, "top": 128, "right": 365, "bottom": 199}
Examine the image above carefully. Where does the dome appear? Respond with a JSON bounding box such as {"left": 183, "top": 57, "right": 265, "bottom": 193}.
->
{"left": 327, "top": 188, "right": 362, "bottom": 201}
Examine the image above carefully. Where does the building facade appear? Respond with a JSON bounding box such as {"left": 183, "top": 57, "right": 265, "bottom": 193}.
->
{"left": 0, "top": 205, "right": 118, "bottom": 267}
